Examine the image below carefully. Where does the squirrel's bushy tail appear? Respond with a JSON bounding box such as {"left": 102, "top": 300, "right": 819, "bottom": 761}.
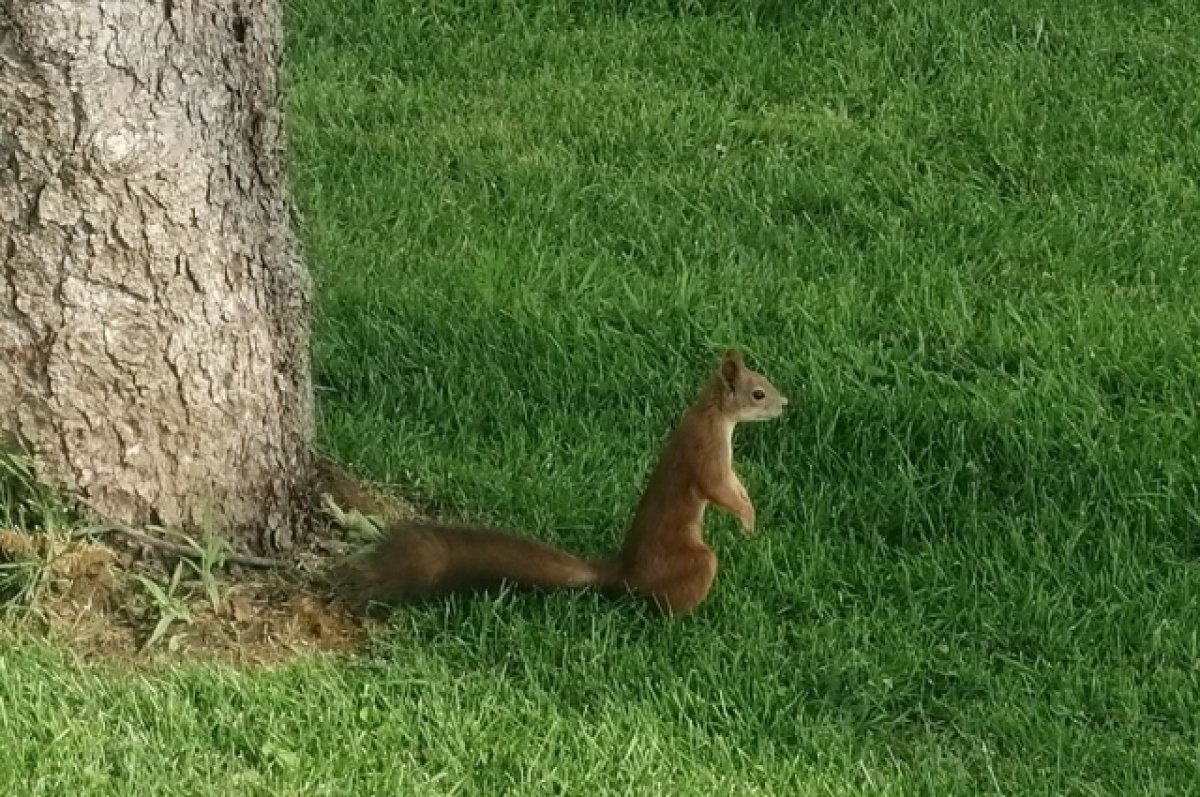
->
{"left": 341, "top": 520, "right": 621, "bottom": 603}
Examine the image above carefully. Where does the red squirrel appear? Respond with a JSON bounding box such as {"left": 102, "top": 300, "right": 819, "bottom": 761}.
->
{"left": 348, "top": 350, "right": 787, "bottom": 615}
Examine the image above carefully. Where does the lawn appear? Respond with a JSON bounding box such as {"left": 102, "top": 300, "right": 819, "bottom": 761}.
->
{"left": 5, "top": 0, "right": 1200, "bottom": 793}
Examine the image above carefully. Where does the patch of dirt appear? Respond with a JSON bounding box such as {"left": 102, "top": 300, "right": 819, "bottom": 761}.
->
{"left": 0, "top": 460, "right": 415, "bottom": 665}
{"left": 315, "top": 454, "right": 418, "bottom": 526}
{"left": 1, "top": 529, "right": 374, "bottom": 664}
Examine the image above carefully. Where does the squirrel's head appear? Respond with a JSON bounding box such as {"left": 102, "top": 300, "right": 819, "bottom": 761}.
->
{"left": 716, "top": 349, "right": 788, "bottom": 422}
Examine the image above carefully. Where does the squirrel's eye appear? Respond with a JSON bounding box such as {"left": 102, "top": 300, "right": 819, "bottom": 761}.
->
{"left": 752, "top": 389, "right": 766, "bottom": 401}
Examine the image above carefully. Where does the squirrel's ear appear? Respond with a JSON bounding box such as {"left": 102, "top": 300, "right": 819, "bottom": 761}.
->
{"left": 720, "top": 349, "right": 744, "bottom": 387}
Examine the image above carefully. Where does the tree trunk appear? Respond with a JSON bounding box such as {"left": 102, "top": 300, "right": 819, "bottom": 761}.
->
{"left": 0, "top": 1, "right": 315, "bottom": 552}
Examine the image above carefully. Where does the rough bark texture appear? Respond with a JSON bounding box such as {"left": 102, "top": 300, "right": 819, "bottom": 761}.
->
{"left": 0, "top": 0, "right": 314, "bottom": 552}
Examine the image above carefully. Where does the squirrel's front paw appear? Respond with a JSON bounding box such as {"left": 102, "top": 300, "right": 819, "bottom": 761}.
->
{"left": 740, "top": 507, "right": 757, "bottom": 537}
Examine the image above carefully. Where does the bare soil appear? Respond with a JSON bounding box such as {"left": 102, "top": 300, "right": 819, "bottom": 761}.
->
{"left": 0, "top": 460, "right": 418, "bottom": 665}
{"left": 0, "top": 529, "right": 370, "bottom": 664}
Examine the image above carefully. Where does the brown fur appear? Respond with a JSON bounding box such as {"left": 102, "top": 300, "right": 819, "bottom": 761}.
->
{"left": 348, "top": 350, "right": 786, "bottom": 615}
{"left": 354, "top": 521, "right": 606, "bottom": 600}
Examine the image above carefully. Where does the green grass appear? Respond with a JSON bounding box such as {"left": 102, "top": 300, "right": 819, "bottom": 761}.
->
{"left": 5, "top": 0, "right": 1200, "bottom": 793}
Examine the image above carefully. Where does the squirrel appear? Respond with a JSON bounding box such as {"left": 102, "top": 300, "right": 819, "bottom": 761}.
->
{"left": 345, "top": 349, "right": 787, "bottom": 615}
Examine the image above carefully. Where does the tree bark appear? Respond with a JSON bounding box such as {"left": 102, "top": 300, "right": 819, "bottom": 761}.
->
{"left": 0, "top": 0, "right": 315, "bottom": 552}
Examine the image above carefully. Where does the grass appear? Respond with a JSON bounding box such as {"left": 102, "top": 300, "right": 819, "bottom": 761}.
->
{"left": 5, "top": 0, "right": 1200, "bottom": 793}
